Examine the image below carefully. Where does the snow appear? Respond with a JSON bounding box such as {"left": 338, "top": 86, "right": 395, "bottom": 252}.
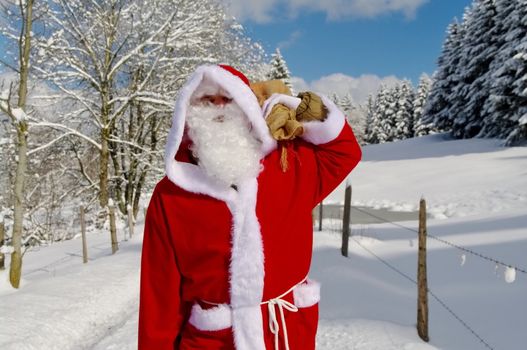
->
{"left": 0, "top": 134, "right": 526, "bottom": 349}
{"left": 0, "top": 229, "right": 141, "bottom": 349}
{"left": 11, "top": 107, "right": 27, "bottom": 122}
{"left": 329, "top": 133, "right": 527, "bottom": 219}
{"left": 1, "top": 89, "right": 9, "bottom": 100}
{"left": 505, "top": 266, "right": 516, "bottom": 284}
{"left": 0, "top": 245, "right": 14, "bottom": 254}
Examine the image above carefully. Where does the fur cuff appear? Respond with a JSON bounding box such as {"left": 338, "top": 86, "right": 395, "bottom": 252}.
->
{"left": 293, "top": 278, "right": 321, "bottom": 308}
{"left": 301, "top": 95, "right": 346, "bottom": 145}
{"left": 188, "top": 302, "right": 232, "bottom": 331}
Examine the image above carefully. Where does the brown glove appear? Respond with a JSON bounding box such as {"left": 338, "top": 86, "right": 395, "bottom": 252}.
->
{"left": 296, "top": 91, "right": 328, "bottom": 122}
{"left": 266, "top": 103, "right": 304, "bottom": 141}
{"left": 265, "top": 92, "right": 328, "bottom": 142}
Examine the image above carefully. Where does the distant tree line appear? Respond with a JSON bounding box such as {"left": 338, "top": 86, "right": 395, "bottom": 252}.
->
{"left": 329, "top": 75, "right": 435, "bottom": 145}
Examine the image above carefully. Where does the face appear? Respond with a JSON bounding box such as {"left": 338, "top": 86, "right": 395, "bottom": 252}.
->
{"left": 199, "top": 94, "right": 233, "bottom": 107}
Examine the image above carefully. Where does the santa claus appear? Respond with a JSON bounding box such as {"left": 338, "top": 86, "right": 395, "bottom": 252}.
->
{"left": 138, "top": 64, "right": 362, "bottom": 350}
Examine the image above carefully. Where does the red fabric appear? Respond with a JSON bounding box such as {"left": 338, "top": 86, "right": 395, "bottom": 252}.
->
{"left": 138, "top": 122, "right": 361, "bottom": 349}
{"left": 219, "top": 64, "right": 250, "bottom": 86}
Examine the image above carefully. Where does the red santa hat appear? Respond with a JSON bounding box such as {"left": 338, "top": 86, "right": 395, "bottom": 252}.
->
{"left": 190, "top": 64, "right": 251, "bottom": 102}
{"left": 218, "top": 64, "right": 250, "bottom": 86}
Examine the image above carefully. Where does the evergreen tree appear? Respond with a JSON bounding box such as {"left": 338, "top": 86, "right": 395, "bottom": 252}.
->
{"left": 384, "top": 85, "right": 398, "bottom": 142}
{"left": 481, "top": 0, "right": 527, "bottom": 145}
{"left": 267, "top": 48, "right": 293, "bottom": 92}
{"left": 373, "top": 85, "right": 394, "bottom": 143}
{"left": 414, "top": 74, "right": 434, "bottom": 137}
{"left": 424, "top": 0, "right": 526, "bottom": 145}
{"left": 329, "top": 92, "right": 341, "bottom": 107}
{"left": 423, "top": 20, "right": 464, "bottom": 131}
{"left": 367, "top": 86, "right": 385, "bottom": 144}
{"left": 364, "top": 94, "right": 375, "bottom": 144}
{"left": 349, "top": 103, "right": 367, "bottom": 145}
{"left": 454, "top": 0, "right": 499, "bottom": 138}
{"left": 340, "top": 93, "right": 354, "bottom": 117}
{"left": 394, "top": 80, "right": 415, "bottom": 139}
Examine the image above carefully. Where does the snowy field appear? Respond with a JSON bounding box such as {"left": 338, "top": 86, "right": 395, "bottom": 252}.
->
{"left": 1, "top": 133, "right": 526, "bottom": 349}
{"left": 328, "top": 132, "right": 527, "bottom": 219}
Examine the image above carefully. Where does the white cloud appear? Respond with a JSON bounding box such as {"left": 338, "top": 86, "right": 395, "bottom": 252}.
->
{"left": 291, "top": 73, "right": 402, "bottom": 105}
{"left": 224, "top": 0, "right": 429, "bottom": 23}
{"left": 224, "top": 0, "right": 280, "bottom": 23}
{"left": 278, "top": 30, "right": 302, "bottom": 50}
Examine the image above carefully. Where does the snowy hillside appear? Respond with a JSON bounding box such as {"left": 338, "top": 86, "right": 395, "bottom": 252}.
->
{"left": 329, "top": 132, "right": 527, "bottom": 219}
{"left": 1, "top": 133, "right": 526, "bottom": 350}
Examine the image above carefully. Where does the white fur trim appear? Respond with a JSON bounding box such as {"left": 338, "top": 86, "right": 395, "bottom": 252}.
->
{"left": 188, "top": 303, "right": 232, "bottom": 331}
{"left": 232, "top": 306, "right": 266, "bottom": 350}
{"left": 190, "top": 78, "right": 232, "bottom": 100}
{"left": 301, "top": 95, "right": 346, "bottom": 145}
{"left": 165, "top": 65, "right": 276, "bottom": 202}
{"left": 164, "top": 65, "right": 271, "bottom": 349}
{"left": 228, "top": 178, "right": 266, "bottom": 350}
{"left": 293, "top": 278, "right": 321, "bottom": 308}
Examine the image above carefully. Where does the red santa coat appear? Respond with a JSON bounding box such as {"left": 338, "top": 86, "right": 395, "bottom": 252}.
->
{"left": 138, "top": 65, "right": 362, "bottom": 350}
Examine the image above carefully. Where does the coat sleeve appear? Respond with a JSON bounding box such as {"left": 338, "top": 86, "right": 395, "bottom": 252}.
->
{"left": 138, "top": 184, "right": 186, "bottom": 349}
{"left": 300, "top": 95, "right": 362, "bottom": 206}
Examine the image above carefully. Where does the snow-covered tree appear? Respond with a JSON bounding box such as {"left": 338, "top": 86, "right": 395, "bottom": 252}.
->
{"left": 0, "top": 0, "right": 37, "bottom": 288}
{"left": 363, "top": 94, "right": 375, "bottom": 144}
{"left": 368, "top": 85, "right": 393, "bottom": 144}
{"left": 329, "top": 92, "right": 341, "bottom": 107}
{"left": 453, "top": 0, "right": 499, "bottom": 138}
{"left": 384, "top": 86, "right": 399, "bottom": 142}
{"left": 393, "top": 80, "right": 415, "bottom": 139}
{"left": 34, "top": 0, "right": 254, "bottom": 218}
{"left": 220, "top": 20, "right": 268, "bottom": 81}
{"left": 347, "top": 102, "right": 367, "bottom": 145}
{"left": 480, "top": 0, "right": 527, "bottom": 145}
{"left": 414, "top": 74, "right": 434, "bottom": 137}
{"left": 340, "top": 93, "right": 354, "bottom": 115}
{"left": 425, "top": 0, "right": 526, "bottom": 145}
{"left": 423, "top": 20, "right": 464, "bottom": 131}
{"left": 268, "top": 48, "right": 293, "bottom": 92}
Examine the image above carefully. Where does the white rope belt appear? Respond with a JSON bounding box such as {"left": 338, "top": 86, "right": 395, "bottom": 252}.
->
{"left": 201, "top": 275, "right": 308, "bottom": 350}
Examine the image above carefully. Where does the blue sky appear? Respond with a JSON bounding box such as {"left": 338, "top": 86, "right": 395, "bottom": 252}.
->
{"left": 226, "top": 0, "right": 473, "bottom": 102}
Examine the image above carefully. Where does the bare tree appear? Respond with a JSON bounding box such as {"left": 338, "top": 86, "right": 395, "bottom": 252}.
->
{"left": 34, "top": 0, "right": 256, "bottom": 218}
{"left": 0, "top": 0, "right": 35, "bottom": 288}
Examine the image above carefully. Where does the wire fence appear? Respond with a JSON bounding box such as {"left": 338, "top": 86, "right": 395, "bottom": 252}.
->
{"left": 314, "top": 200, "right": 526, "bottom": 350}
{"left": 353, "top": 237, "right": 495, "bottom": 350}
{"left": 316, "top": 203, "right": 527, "bottom": 275}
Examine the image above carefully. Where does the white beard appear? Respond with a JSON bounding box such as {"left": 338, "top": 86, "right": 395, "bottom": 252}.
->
{"left": 186, "top": 102, "right": 262, "bottom": 186}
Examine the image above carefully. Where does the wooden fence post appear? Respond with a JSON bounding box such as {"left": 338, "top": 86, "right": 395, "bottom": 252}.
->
{"left": 318, "top": 201, "right": 323, "bottom": 231}
{"left": 0, "top": 218, "right": 5, "bottom": 270}
{"left": 80, "top": 206, "right": 88, "bottom": 263}
{"left": 417, "top": 197, "right": 429, "bottom": 342}
{"left": 127, "top": 205, "right": 134, "bottom": 239}
{"left": 109, "top": 201, "right": 119, "bottom": 254}
{"left": 341, "top": 183, "right": 352, "bottom": 257}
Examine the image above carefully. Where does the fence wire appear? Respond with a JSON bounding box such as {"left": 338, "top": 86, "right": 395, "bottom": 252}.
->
{"left": 352, "top": 237, "right": 495, "bottom": 350}
{"left": 315, "top": 200, "right": 525, "bottom": 350}
{"left": 319, "top": 204, "right": 527, "bottom": 275}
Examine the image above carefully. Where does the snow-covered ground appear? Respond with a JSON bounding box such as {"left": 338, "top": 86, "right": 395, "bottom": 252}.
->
{"left": 328, "top": 133, "right": 527, "bottom": 219}
{"left": 1, "top": 133, "right": 526, "bottom": 349}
